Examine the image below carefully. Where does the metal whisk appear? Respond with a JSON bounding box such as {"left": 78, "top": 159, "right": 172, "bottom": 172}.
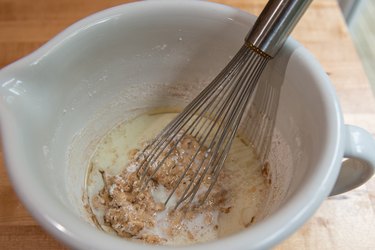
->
{"left": 136, "top": 0, "right": 312, "bottom": 209}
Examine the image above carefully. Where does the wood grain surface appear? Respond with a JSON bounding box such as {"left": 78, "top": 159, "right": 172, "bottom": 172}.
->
{"left": 1, "top": 0, "right": 375, "bottom": 249}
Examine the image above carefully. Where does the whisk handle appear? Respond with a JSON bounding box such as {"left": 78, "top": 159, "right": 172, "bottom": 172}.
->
{"left": 245, "top": 0, "right": 313, "bottom": 58}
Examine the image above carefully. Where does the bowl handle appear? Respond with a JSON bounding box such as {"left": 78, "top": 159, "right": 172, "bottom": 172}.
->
{"left": 330, "top": 125, "right": 375, "bottom": 196}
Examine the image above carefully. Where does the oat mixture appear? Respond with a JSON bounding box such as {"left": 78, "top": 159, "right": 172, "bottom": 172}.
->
{"left": 92, "top": 132, "right": 229, "bottom": 244}
{"left": 88, "top": 112, "right": 270, "bottom": 246}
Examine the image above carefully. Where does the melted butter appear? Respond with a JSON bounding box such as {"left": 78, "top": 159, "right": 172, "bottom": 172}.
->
{"left": 87, "top": 112, "right": 270, "bottom": 245}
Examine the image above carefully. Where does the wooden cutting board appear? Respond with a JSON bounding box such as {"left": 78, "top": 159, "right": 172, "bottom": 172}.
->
{"left": 1, "top": 0, "right": 375, "bottom": 249}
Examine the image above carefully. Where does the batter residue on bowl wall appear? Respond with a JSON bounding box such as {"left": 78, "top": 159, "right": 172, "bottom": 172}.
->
{"left": 85, "top": 111, "right": 271, "bottom": 246}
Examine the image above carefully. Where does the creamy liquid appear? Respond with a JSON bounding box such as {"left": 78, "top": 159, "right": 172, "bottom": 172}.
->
{"left": 86, "top": 112, "right": 270, "bottom": 245}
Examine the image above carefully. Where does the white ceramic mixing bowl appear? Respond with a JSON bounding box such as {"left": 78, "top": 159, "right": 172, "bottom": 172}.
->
{"left": 1, "top": 1, "right": 374, "bottom": 249}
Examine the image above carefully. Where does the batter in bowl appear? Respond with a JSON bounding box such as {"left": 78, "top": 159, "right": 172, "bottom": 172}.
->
{"left": 86, "top": 112, "right": 271, "bottom": 245}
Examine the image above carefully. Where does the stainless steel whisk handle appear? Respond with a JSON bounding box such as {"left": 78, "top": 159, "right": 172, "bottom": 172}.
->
{"left": 245, "top": 0, "right": 313, "bottom": 58}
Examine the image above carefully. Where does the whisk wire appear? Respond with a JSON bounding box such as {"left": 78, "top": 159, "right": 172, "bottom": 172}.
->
{"left": 136, "top": 47, "right": 251, "bottom": 181}
{"left": 174, "top": 49, "right": 270, "bottom": 207}
{"left": 168, "top": 53, "right": 253, "bottom": 205}
{"left": 141, "top": 64, "right": 248, "bottom": 189}
{"left": 136, "top": 43, "right": 270, "bottom": 209}
{"left": 177, "top": 49, "right": 259, "bottom": 186}
{"left": 201, "top": 56, "right": 269, "bottom": 203}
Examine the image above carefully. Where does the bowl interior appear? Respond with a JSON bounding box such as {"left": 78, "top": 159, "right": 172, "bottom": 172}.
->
{"left": 0, "top": 1, "right": 340, "bottom": 249}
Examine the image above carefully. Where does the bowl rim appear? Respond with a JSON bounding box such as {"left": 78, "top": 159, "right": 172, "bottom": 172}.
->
{"left": 0, "top": 1, "right": 344, "bottom": 249}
